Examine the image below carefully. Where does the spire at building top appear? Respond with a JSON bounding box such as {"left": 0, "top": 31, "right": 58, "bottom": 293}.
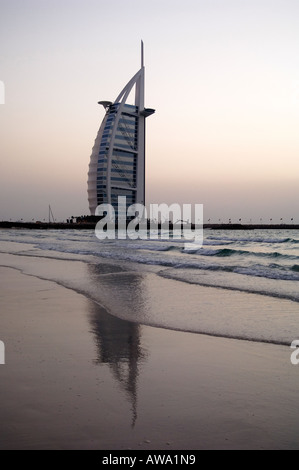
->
{"left": 141, "top": 40, "right": 144, "bottom": 68}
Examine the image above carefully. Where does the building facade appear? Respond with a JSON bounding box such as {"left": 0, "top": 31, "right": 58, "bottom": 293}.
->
{"left": 87, "top": 42, "right": 155, "bottom": 217}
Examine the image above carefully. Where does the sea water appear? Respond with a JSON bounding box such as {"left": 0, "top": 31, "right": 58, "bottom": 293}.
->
{"left": 0, "top": 228, "right": 298, "bottom": 345}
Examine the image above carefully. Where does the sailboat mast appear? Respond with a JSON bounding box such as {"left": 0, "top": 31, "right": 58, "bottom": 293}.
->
{"left": 49, "top": 205, "right": 55, "bottom": 223}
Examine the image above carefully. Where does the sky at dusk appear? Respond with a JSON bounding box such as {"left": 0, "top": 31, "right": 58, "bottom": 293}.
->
{"left": 0, "top": 0, "right": 298, "bottom": 223}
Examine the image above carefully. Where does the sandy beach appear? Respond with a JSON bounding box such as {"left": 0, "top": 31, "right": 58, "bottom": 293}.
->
{"left": 1, "top": 265, "right": 299, "bottom": 450}
{"left": 1, "top": 0, "right": 299, "bottom": 452}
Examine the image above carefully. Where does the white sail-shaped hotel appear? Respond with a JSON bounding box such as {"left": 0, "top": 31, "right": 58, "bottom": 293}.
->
{"left": 87, "top": 42, "right": 155, "bottom": 217}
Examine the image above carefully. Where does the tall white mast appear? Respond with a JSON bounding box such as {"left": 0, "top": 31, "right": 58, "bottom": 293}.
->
{"left": 141, "top": 40, "right": 144, "bottom": 68}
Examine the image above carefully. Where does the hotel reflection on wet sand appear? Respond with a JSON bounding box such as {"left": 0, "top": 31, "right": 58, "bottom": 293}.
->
{"left": 88, "top": 301, "right": 147, "bottom": 428}
{"left": 1, "top": 263, "right": 299, "bottom": 449}
{"left": 87, "top": 264, "right": 149, "bottom": 429}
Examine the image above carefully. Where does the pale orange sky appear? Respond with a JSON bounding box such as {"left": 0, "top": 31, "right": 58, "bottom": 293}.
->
{"left": 0, "top": 0, "right": 298, "bottom": 222}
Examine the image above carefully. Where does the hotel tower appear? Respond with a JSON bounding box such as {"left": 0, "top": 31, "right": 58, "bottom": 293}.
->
{"left": 87, "top": 42, "right": 155, "bottom": 217}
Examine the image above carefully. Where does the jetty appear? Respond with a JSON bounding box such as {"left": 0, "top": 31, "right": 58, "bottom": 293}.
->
{"left": 0, "top": 221, "right": 298, "bottom": 231}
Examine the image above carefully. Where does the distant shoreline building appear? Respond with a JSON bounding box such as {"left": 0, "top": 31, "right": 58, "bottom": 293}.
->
{"left": 87, "top": 42, "right": 155, "bottom": 216}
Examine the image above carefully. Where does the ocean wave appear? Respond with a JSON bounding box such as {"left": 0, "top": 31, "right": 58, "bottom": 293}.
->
{"left": 207, "top": 235, "right": 295, "bottom": 244}
{"left": 125, "top": 243, "right": 182, "bottom": 253}
{"left": 1, "top": 229, "right": 299, "bottom": 299}
{"left": 184, "top": 247, "right": 220, "bottom": 256}
{"left": 7, "top": 244, "right": 299, "bottom": 283}
{"left": 200, "top": 240, "right": 235, "bottom": 246}
{"left": 173, "top": 262, "right": 299, "bottom": 281}
{"left": 0, "top": 257, "right": 296, "bottom": 347}
{"left": 2, "top": 228, "right": 299, "bottom": 346}
{"left": 159, "top": 269, "right": 299, "bottom": 304}
{"left": 234, "top": 265, "right": 299, "bottom": 282}
{"left": 193, "top": 247, "right": 299, "bottom": 261}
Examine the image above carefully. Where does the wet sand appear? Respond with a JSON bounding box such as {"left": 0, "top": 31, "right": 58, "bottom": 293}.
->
{"left": 0, "top": 266, "right": 299, "bottom": 450}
